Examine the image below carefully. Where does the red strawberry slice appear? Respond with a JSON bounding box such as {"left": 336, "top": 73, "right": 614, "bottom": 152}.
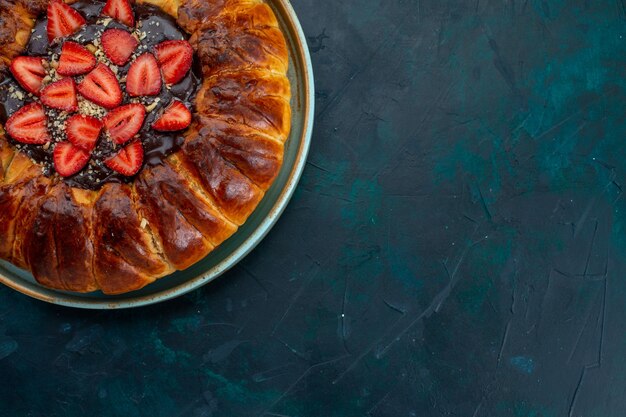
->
{"left": 57, "top": 41, "right": 96, "bottom": 76}
{"left": 152, "top": 100, "right": 191, "bottom": 132}
{"left": 40, "top": 78, "right": 78, "bottom": 112}
{"left": 126, "top": 53, "right": 161, "bottom": 97}
{"left": 77, "top": 63, "right": 122, "bottom": 109}
{"left": 105, "top": 140, "right": 143, "bottom": 176}
{"left": 5, "top": 103, "right": 50, "bottom": 145}
{"left": 101, "top": 29, "right": 138, "bottom": 66}
{"left": 47, "top": 0, "right": 86, "bottom": 43}
{"left": 103, "top": 103, "right": 146, "bottom": 145}
{"left": 66, "top": 114, "right": 103, "bottom": 152}
{"left": 54, "top": 142, "right": 91, "bottom": 177}
{"left": 9, "top": 56, "right": 46, "bottom": 96}
{"left": 154, "top": 40, "right": 193, "bottom": 85}
{"left": 101, "top": 0, "right": 134, "bottom": 27}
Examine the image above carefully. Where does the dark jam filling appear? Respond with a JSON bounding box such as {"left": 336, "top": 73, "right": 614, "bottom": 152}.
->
{"left": 0, "top": 0, "right": 201, "bottom": 190}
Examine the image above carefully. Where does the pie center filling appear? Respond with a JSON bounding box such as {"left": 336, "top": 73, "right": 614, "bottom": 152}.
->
{"left": 0, "top": 0, "right": 201, "bottom": 190}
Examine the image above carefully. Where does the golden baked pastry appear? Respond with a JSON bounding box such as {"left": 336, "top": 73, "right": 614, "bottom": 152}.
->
{"left": 0, "top": 0, "right": 290, "bottom": 294}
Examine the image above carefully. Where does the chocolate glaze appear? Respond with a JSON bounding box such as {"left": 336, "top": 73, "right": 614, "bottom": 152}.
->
{"left": 0, "top": 0, "right": 201, "bottom": 190}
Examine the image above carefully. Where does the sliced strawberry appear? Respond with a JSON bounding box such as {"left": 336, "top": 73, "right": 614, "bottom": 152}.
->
{"left": 53, "top": 142, "right": 90, "bottom": 177}
{"left": 77, "top": 63, "right": 122, "bottom": 109}
{"left": 104, "top": 103, "right": 146, "bottom": 145}
{"left": 152, "top": 100, "right": 192, "bottom": 132}
{"left": 101, "top": 0, "right": 134, "bottom": 27}
{"left": 40, "top": 78, "right": 78, "bottom": 112}
{"left": 126, "top": 53, "right": 161, "bottom": 97}
{"left": 57, "top": 41, "right": 96, "bottom": 76}
{"left": 101, "top": 29, "right": 138, "bottom": 66}
{"left": 47, "top": 0, "right": 86, "bottom": 43}
{"left": 154, "top": 40, "right": 193, "bottom": 85}
{"left": 105, "top": 140, "right": 143, "bottom": 176}
{"left": 5, "top": 103, "right": 50, "bottom": 145}
{"left": 66, "top": 114, "right": 102, "bottom": 152}
{"left": 9, "top": 57, "right": 46, "bottom": 96}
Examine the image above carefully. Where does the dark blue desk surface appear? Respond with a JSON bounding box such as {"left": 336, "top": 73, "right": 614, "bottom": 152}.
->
{"left": 2, "top": 1, "right": 626, "bottom": 416}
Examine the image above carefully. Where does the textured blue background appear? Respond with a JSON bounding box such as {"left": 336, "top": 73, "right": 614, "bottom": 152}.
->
{"left": 2, "top": 1, "right": 626, "bottom": 416}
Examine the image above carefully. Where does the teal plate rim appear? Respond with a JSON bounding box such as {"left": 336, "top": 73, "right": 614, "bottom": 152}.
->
{"left": 0, "top": 0, "right": 315, "bottom": 309}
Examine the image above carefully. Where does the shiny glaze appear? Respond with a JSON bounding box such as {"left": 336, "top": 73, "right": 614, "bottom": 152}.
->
{"left": 197, "top": 117, "right": 283, "bottom": 190}
{"left": 24, "top": 183, "right": 97, "bottom": 292}
{"left": 180, "top": 130, "right": 264, "bottom": 226}
{"left": 0, "top": 0, "right": 201, "bottom": 190}
{"left": 93, "top": 183, "right": 172, "bottom": 294}
{"left": 134, "top": 162, "right": 214, "bottom": 270}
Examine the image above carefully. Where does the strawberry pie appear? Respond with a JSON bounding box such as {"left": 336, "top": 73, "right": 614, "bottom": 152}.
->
{"left": 0, "top": 0, "right": 291, "bottom": 294}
